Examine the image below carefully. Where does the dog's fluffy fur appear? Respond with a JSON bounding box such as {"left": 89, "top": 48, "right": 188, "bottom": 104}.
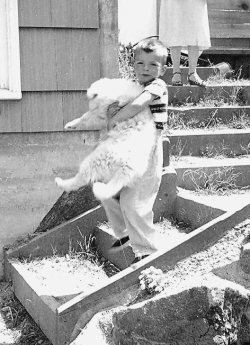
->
{"left": 55, "top": 78, "right": 157, "bottom": 200}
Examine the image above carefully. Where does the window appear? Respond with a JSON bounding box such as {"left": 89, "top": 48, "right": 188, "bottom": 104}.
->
{"left": 0, "top": 0, "right": 21, "bottom": 99}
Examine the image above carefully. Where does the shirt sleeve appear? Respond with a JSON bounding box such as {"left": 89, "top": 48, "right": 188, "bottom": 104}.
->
{"left": 143, "top": 79, "right": 167, "bottom": 99}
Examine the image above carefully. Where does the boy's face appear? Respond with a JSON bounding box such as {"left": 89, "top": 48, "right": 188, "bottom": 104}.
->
{"left": 134, "top": 51, "right": 166, "bottom": 85}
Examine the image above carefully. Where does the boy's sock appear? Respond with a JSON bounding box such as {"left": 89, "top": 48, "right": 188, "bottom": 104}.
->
{"left": 108, "top": 236, "right": 130, "bottom": 253}
{"left": 131, "top": 254, "right": 149, "bottom": 265}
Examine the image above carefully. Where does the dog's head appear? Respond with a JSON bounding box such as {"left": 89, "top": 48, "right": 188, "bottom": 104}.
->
{"left": 65, "top": 78, "right": 143, "bottom": 131}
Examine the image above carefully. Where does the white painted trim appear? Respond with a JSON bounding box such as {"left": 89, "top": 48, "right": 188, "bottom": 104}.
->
{"left": 0, "top": 0, "right": 22, "bottom": 100}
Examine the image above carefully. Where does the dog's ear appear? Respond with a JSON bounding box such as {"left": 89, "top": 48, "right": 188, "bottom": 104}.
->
{"left": 107, "top": 101, "right": 122, "bottom": 119}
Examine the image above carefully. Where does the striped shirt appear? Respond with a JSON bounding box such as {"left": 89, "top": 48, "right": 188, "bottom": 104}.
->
{"left": 144, "top": 78, "right": 168, "bottom": 130}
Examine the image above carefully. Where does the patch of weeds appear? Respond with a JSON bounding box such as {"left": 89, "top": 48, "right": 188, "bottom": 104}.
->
{"left": 167, "top": 111, "right": 202, "bottom": 130}
{"left": 206, "top": 288, "right": 250, "bottom": 345}
{"left": 1, "top": 282, "right": 52, "bottom": 344}
{"left": 198, "top": 109, "right": 223, "bottom": 129}
{"left": 200, "top": 143, "right": 238, "bottom": 159}
{"left": 198, "top": 94, "right": 229, "bottom": 108}
{"left": 183, "top": 167, "right": 242, "bottom": 195}
{"left": 228, "top": 111, "right": 250, "bottom": 129}
{"left": 169, "top": 138, "right": 187, "bottom": 161}
{"left": 200, "top": 142, "right": 250, "bottom": 160}
{"left": 118, "top": 42, "right": 135, "bottom": 80}
{"left": 139, "top": 266, "right": 165, "bottom": 295}
{"left": 240, "top": 143, "right": 250, "bottom": 156}
{"left": 19, "top": 231, "right": 120, "bottom": 278}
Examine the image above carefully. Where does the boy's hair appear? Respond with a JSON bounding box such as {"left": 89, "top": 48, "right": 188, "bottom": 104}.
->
{"left": 134, "top": 38, "right": 168, "bottom": 64}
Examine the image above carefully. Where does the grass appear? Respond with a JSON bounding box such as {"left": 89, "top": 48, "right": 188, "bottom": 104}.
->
{"left": 19, "top": 232, "right": 120, "bottom": 279}
{"left": 0, "top": 281, "right": 52, "bottom": 345}
{"left": 167, "top": 109, "right": 250, "bottom": 132}
{"left": 182, "top": 166, "right": 243, "bottom": 195}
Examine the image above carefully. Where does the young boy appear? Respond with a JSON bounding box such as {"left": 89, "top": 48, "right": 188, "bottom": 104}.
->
{"left": 103, "top": 38, "right": 168, "bottom": 264}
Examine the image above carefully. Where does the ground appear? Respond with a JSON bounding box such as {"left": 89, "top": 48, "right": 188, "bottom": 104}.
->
{"left": 0, "top": 216, "right": 250, "bottom": 345}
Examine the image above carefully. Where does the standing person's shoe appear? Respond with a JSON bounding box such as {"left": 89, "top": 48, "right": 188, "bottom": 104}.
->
{"left": 172, "top": 72, "right": 183, "bottom": 86}
{"left": 108, "top": 236, "right": 130, "bottom": 253}
{"left": 131, "top": 254, "right": 149, "bottom": 265}
{"left": 188, "top": 72, "right": 206, "bottom": 87}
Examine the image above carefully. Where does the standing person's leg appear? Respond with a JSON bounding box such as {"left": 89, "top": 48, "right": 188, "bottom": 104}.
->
{"left": 102, "top": 197, "right": 130, "bottom": 252}
{"left": 187, "top": 46, "right": 206, "bottom": 87}
{"left": 170, "top": 46, "right": 183, "bottom": 86}
{"left": 120, "top": 133, "right": 163, "bottom": 260}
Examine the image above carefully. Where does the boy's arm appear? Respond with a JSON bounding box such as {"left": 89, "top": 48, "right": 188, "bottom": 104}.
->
{"left": 108, "top": 91, "right": 154, "bottom": 129}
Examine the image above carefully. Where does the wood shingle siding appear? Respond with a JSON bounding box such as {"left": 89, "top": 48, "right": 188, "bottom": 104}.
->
{"left": 206, "top": 0, "right": 250, "bottom": 54}
{"left": 0, "top": 0, "right": 118, "bottom": 133}
{"left": 19, "top": 29, "right": 100, "bottom": 91}
{"left": 0, "top": 92, "right": 88, "bottom": 132}
{"left": 18, "top": 0, "right": 99, "bottom": 28}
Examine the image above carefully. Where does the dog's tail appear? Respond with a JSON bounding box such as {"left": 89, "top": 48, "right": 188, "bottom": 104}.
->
{"left": 92, "top": 179, "right": 126, "bottom": 201}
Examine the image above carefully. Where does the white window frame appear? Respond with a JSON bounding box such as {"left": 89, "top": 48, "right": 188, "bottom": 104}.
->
{"left": 0, "top": 0, "right": 21, "bottom": 100}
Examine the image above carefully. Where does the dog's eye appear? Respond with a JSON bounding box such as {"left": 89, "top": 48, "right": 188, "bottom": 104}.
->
{"left": 98, "top": 114, "right": 106, "bottom": 120}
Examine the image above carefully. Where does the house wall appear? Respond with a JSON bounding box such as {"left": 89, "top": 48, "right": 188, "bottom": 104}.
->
{"left": 0, "top": 0, "right": 118, "bottom": 278}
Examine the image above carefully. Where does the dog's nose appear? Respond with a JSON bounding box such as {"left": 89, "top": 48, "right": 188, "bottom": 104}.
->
{"left": 65, "top": 123, "right": 75, "bottom": 130}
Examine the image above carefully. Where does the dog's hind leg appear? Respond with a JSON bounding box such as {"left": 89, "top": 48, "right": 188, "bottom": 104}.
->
{"left": 93, "top": 175, "right": 129, "bottom": 201}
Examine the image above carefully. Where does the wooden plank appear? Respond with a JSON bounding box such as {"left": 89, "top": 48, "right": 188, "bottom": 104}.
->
{"left": 18, "top": 0, "right": 99, "bottom": 28}
{"left": 10, "top": 263, "right": 58, "bottom": 345}
{"left": 0, "top": 100, "right": 22, "bottom": 132}
{"left": 50, "top": 0, "right": 99, "bottom": 28}
{"left": 54, "top": 29, "right": 100, "bottom": 91}
{"left": 210, "top": 23, "right": 250, "bottom": 38}
{"left": 99, "top": 0, "right": 119, "bottom": 78}
{"left": 5, "top": 206, "right": 107, "bottom": 260}
{"left": 210, "top": 38, "right": 250, "bottom": 48}
{"left": 0, "top": 92, "right": 90, "bottom": 133}
{"left": 209, "top": 9, "right": 250, "bottom": 24}
{"left": 20, "top": 28, "right": 100, "bottom": 91}
{"left": 204, "top": 47, "right": 250, "bottom": 55}
{"left": 21, "top": 92, "right": 64, "bottom": 132}
{"left": 19, "top": 29, "right": 58, "bottom": 91}
{"left": 207, "top": 0, "right": 250, "bottom": 11}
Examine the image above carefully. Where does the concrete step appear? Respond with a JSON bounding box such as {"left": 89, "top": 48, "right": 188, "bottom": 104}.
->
{"left": 168, "top": 105, "right": 250, "bottom": 126}
{"left": 162, "top": 67, "right": 220, "bottom": 85}
{"left": 166, "top": 128, "right": 250, "bottom": 157}
{"left": 167, "top": 84, "right": 250, "bottom": 105}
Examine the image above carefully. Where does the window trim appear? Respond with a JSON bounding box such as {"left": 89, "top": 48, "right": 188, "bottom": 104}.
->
{"left": 0, "top": 0, "right": 22, "bottom": 100}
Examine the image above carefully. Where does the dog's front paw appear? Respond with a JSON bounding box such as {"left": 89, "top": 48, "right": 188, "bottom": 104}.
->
{"left": 93, "top": 182, "right": 109, "bottom": 200}
{"left": 55, "top": 177, "right": 64, "bottom": 189}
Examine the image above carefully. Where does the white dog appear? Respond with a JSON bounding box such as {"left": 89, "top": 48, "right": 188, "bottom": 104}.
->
{"left": 55, "top": 78, "right": 157, "bottom": 201}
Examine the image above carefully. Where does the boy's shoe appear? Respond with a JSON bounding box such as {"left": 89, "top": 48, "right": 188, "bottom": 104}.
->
{"left": 131, "top": 254, "right": 149, "bottom": 265}
{"left": 108, "top": 236, "right": 130, "bottom": 253}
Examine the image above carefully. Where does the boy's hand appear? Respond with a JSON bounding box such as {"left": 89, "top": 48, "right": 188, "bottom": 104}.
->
{"left": 107, "top": 101, "right": 121, "bottom": 130}
{"left": 107, "top": 102, "right": 121, "bottom": 118}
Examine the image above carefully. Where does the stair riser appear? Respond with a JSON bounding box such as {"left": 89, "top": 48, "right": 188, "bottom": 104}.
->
{"left": 168, "top": 85, "right": 250, "bottom": 105}
{"left": 168, "top": 132, "right": 250, "bottom": 157}
{"left": 168, "top": 107, "right": 250, "bottom": 127}
{"left": 176, "top": 165, "right": 250, "bottom": 190}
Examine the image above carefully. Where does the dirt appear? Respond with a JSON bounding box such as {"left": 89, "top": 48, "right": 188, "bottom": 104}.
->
{"left": 1, "top": 218, "right": 249, "bottom": 345}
